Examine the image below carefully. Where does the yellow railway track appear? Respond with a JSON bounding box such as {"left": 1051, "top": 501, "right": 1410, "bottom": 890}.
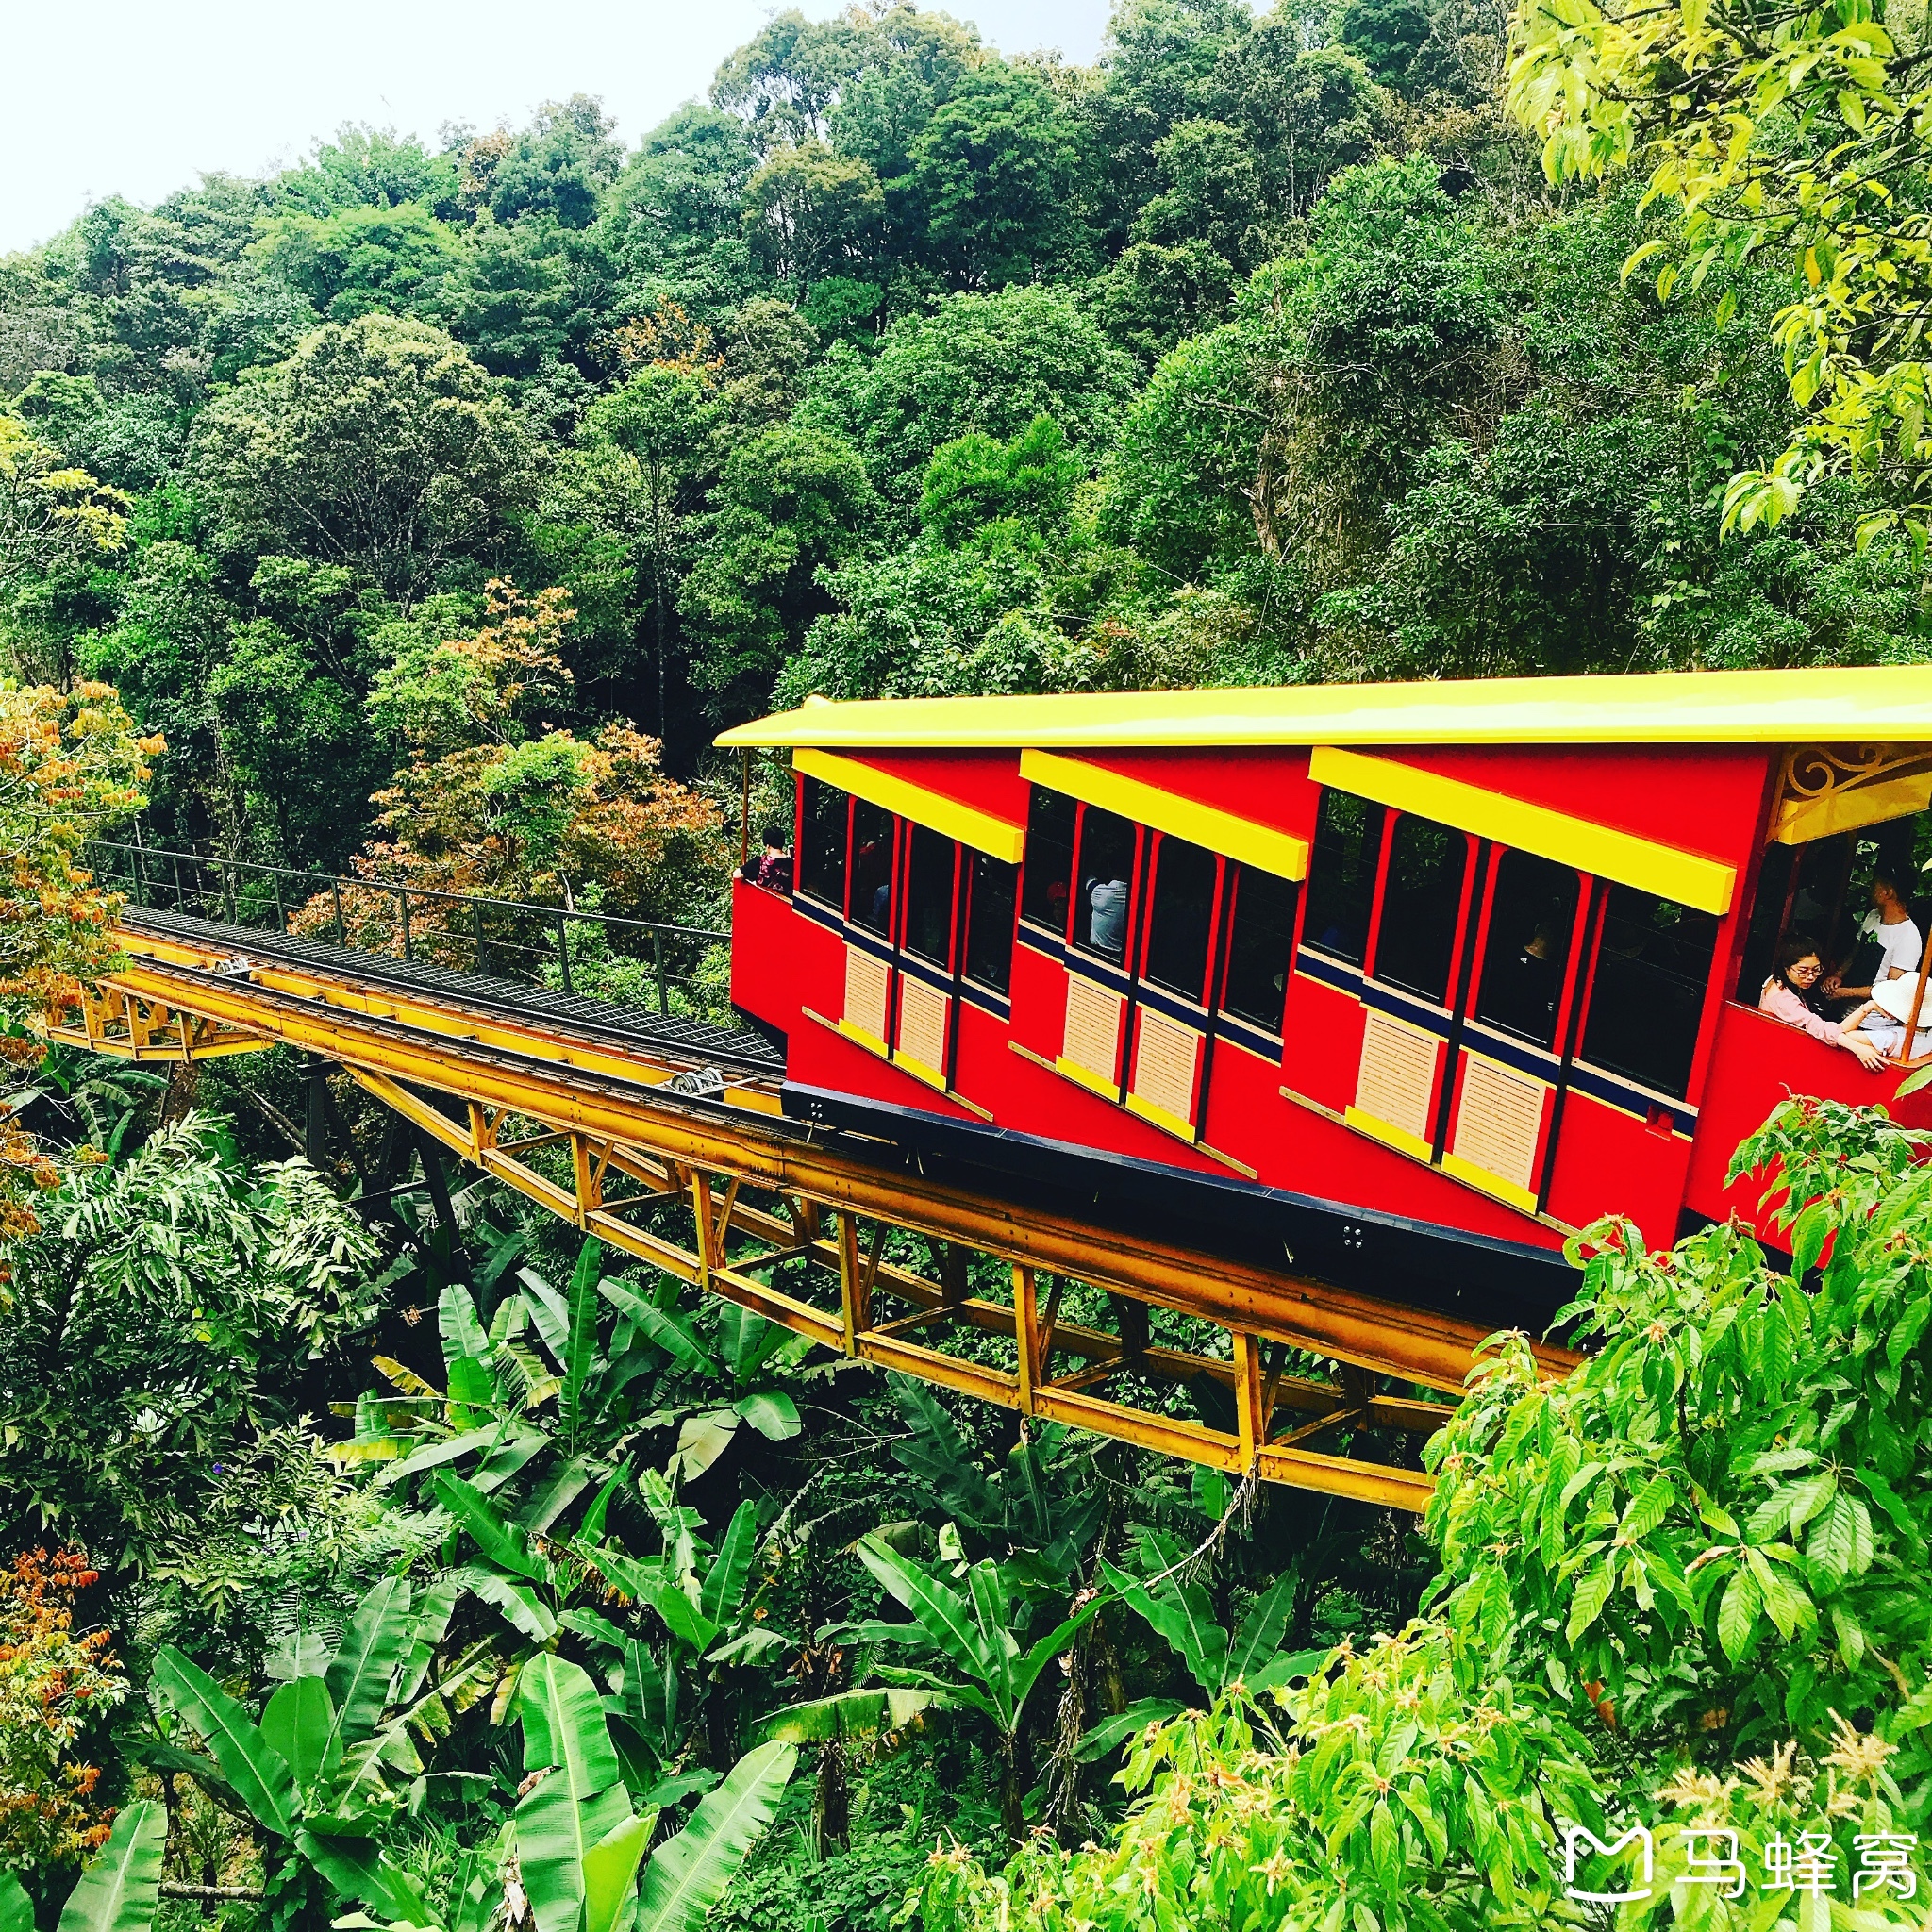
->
{"left": 54, "top": 918, "right": 1580, "bottom": 1512}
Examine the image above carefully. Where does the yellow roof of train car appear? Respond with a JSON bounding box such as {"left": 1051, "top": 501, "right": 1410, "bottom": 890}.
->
{"left": 716, "top": 665, "right": 1932, "bottom": 751}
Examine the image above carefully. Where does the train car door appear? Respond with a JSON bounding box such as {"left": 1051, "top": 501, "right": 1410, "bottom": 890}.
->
{"left": 1344, "top": 809, "right": 1480, "bottom": 1161}
{"left": 1057, "top": 800, "right": 1145, "bottom": 1096}
{"left": 839, "top": 794, "right": 898, "bottom": 1052}
{"left": 1440, "top": 848, "right": 1590, "bottom": 1214}
{"left": 1122, "top": 831, "right": 1224, "bottom": 1138}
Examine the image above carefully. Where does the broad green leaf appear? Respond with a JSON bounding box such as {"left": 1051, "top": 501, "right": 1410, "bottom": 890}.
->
{"left": 672, "top": 1410, "right": 739, "bottom": 1479}
{"left": 518, "top": 1772, "right": 632, "bottom": 1932}
{"left": 583, "top": 1811, "right": 653, "bottom": 1932}
{"left": 295, "top": 1833, "right": 429, "bottom": 1924}
{"left": 855, "top": 1539, "right": 993, "bottom": 1693}
{"left": 1717, "top": 1564, "right": 1761, "bottom": 1662}
{"left": 396, "top": 1575, "right": 460, "bottom": 1705}
{"left": 700, "top": 1502, "right": 760, "bottom": 1629}
{"left": 0, "top": 1874, "right": 30, "bottom": 1932}
{"left": 434, "top": 1472, "right": 551, "bottom": 1583}
{"left": 441, "top": 1282, "right": 491, "bottom": 1364}
{"left": 1100, "top": 1559, "right": 1228, "bottom": 1696}
{"left": 752, "top": 1688, "right": 940, "bottom": 1748}
{"left": 1619, "top": 1474, "right": 1676, "bottom": 1541}
{"left": 633, "top": 1741, "right": 796, "bottom": 1932}
{"left": 1564, "top": 1562, "right": 1613, "bottom": 1645}
{"left": 600, "top": 1282, "right": 716, "bottom": 1373}
{"left": 153, "top": 1650, "right": 295, "bottom": 1833}
{"left": 1228, "top": 1569, "right": 1300, "bottom": 1684}
{"left": 582, "top": 1544, "right": 720, "bottom": 1657}
{"left": 1074, "top": 1699, "right": 1185, "bottom": 1761}
{"left": 56, "top": 1801, "right": 165, "bottom": 1932}
{"left": 561, "top": 1237, "right": 602, "bottom": 1455}
{"left": 261, "top": 1676, "right": 341, "bottom": 1789}
{"left": 732, "top": 1391, "right": 800, "bottom": 1441}
{"left": 455, "top": 1566, "right": 558, "bottom": 1641}
{"left": 521, "top": 1655, "right": 624, "bottom": 1790}
{"left": 325, "top": 1575, "right": 414, "bottom": 1753}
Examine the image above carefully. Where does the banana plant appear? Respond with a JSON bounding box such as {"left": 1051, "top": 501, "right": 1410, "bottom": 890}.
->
{"left": 0, "top": 1802, "right": 166, "bottom": 1932}
{"left": 568, "top": 1473, "right": 791, "bottom": 1791}
{"left": 1085, "top": 1536, "right": 1318, "bottom": 1757}
{"left": 149, "top": 1576, "right": 449, "bottom": 1927}
{"left": 753, "top": 1687, "right": 941, "bottom": 1856}
{"left": 886, "top": 1376, "right": 1103, "bottom": 1590}
{"left": 342, "top": 1656, "right": 795, "bottom": 1932}
{"left": 853, "top": 1534, "right": 1108, "bottom": 1842}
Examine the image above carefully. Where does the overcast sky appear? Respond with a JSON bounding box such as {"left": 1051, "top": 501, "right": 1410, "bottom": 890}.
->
{"left": 1, "top": 0, "right": 1113, "bottom": 257}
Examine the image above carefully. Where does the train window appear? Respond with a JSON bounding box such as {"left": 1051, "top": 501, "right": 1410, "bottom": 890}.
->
{"left": 1373, "top": 815, "right": 1470, "bottom": 1005}
{"left": 1579, "top": 885, "right": 1721, "bottom": 1100}
{"left": 1142, "top": 834, "right": 1217, "bottom": 1000}
{"left": 1302, "top": 791, "right": 1384, "bottom": 965}
{"left": 964, "top": 852, "right": 1019, "bottom": 993}
{"left": 1073, "top": 806, "right": 1137, "bottom": 965}
{"left": 850, "top": 799, "right": 895, "bottom": 938}
{"left": 1020, "top": 787, "right": 1075, "bottom": 933}
{"left": 903, "top": 824, "right": 957, "bottom": 967}
{"left": 797, "top": 777, "right": 847, "bottom": 908}
{"left": 1474, "top": 849, "right": 1579, "bottom": 1051}
{"left": 1221, "top": 866, "right": 1298, "bottom": 1035}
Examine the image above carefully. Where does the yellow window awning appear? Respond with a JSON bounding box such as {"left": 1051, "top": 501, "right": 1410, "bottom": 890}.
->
{"left": 1309, "top": 746, "right": 1736, "bottom": 915}
{"left": 1021, "top": 750, "right": 1308, "bottom": 881}
{"left": 794, "top": 748, "right": 1025, "bottom": 863}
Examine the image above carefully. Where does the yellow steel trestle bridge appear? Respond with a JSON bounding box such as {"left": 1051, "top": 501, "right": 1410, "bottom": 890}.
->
{"left": 55, "top": 849, "right": 1577, "bottom": 1513}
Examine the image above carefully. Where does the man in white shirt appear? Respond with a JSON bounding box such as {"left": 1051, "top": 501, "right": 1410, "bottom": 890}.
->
{"left": 1826, "top": 869, "right": 1923, "bottom": 1002}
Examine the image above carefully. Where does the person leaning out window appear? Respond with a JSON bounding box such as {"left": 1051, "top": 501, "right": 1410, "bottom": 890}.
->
{"left": 1760, "top": 937, "right": 1889, "bottom": 1071}
{"left": 739, "top": 823, "right": 792, "bottom": 896}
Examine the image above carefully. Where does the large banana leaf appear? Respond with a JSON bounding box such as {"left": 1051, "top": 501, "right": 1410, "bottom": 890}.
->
{"left": 434, "top": 1473, "right": 552, "bottom": 1584}
{"left": 1226, "top": 1568, "right": 1302, "bottom": 1687}
{"left": 560, "top": 1237, "right": 603, "bottom": 1454}
{"left": 295, "top": 1831, "right": 430, "bottom": 1923}
{"left": 855, "top": 1539, "right": 995, "bottom": 1709}
{"left": 599, "top": 1281, "right": 716, "bottom": 1374}
{"left": 56, "top": 1800, "right": 165, "bottom": 1932}
{"left": 152, "top": 1650, "right": 295, "bottom": 1833}
{"left": 581, "top": 1810, "right": 654, "bottom": 1932}
{"left": 753, "top": 1687, "right": 940, "bottom": 1746}
{"left": 698, "top": 1502, "right": 759, "bottom": 1629}
{"left": 325, "top": 1574, "right": 414, "bottom": 1752}
{"left": 454, "top": 1564, "right": 558, "bottom": 1641}
{"left": 440, "top": 1281, "right": 491, "bottom": 1363}
{"left": 518, "top": 1656, "right": 633, "bottom": 1932}
{"left": 395, "top": 1574, "right": 460, "bottom": 1705}
{"left": 580, "top": 1543, "right": 719, "bottom": 1657}
{"left": 632, "top": 1741, "right": 796, "bottom": 1932}
{"left": 261, "top": 1676, "right": 340, "bottom": 1788}
{"left": 965, "top": 1563, "right": 1019, "bottom": 1720}
{"left": 0, "top": 1873, "right": 30, "bottom": 1932}
{"left": 520, "top": 1656, "right": 623, "bottom": 1788}
{"left": 1099, "top": 1558, "right": 1229, "bottom": 1697}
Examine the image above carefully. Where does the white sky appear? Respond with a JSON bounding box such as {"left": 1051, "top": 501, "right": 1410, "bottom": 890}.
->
{"left": 1, "top": 0, "right": 1113, "bottom": 256}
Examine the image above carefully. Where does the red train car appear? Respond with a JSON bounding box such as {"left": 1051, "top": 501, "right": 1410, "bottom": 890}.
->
{"left": 718, "top": 670, "right": 1932, "bottom": 1325}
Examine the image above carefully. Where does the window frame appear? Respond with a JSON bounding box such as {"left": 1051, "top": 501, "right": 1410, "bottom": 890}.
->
{"left": 1301, "top": 789, "right": 1389, "bottom": 969}
{"left": 1069, "top": 799, "right": 1143, "bottom": 969}
{"left": 901, "top": 821, "right": 960, "bottom": 972}
{"left": 1137, "top": 828, "right": 1224, "bottom": 1009}
{"left": 1215, "top": 861, "right": 1301, "bottom": 1039}
{"left": 1019, "top": 786, "right": 1078, "bottom": 938}
{"left": 1572, "top": 880, "right": 1724, "bottom": 1104}
{"left": 1364, "top": 809, "right": 1480, "bottom": 1010}
{"left": 962, "top": 849, "right": 1021, "bottom": 997}
{"left": 1464, "top": 845, "right": 1589, "bottom": 1056}
{"left": 794, "top": 774, "right": 852, "bottom": 915}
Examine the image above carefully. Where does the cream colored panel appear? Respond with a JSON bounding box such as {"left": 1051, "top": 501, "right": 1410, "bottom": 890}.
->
{"left": 1451, "top": 1053, "right": 1546, "bottom": 1194}
{"left": 1354, "top": 1010, "right": 1438, "bottom": 1142}
{"left": 1131, "top": 1007, "right": 1202, "bottom": 1124}
{"left": 898, "top": 975, "right": 949, "bottom": 1072}
{"left": 843, "top": 945, "right": 891, "bottom": 1041}
{"left": 1063, "top": 974, "right": 1124, "bottom": 1083}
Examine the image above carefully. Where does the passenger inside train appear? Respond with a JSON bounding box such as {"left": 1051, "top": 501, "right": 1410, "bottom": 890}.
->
{"left": 1824, "top": 868, "right": 1923, "bottom": 1002}
{"left": 1757, "top": 937, "right": 1889, "bottom": 1070}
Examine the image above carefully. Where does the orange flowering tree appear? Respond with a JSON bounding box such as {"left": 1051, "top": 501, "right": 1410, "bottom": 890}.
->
{"left": 297, "top": 579, "right": 725, "bottom": 970}
{"left": 0, "top": 1548, "right": 128, "bottom": 1878}
{"left": 0, "top": 681, "right": 159, "bottom": 1238}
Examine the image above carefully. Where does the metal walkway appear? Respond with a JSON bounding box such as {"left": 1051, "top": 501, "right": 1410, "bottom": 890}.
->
{"left": 54, "top": 910, "right": 1577, "bottom": 1511}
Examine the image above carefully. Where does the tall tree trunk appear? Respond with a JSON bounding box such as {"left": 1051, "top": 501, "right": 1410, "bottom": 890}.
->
{"left": 812, "top": 1739, "right": 849, "bottom": 1857}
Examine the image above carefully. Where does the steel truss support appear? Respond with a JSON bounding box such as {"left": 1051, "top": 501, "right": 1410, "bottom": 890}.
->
{"left": 54, "top": 931, "right": 1581, "bottom": 1513}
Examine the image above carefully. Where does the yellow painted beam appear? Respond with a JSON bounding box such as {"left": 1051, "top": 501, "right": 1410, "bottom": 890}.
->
{"left": 1021, "top": 749, "right": 1307, "bottom": 881}
{"left": 1310, "top": 745, "right": 1736, "bottom": 915}
{"left": 794, "top": 746, "right": 1025, "bottom": 862}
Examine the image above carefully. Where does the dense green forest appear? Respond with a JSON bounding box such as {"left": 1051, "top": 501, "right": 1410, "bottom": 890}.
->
{"left": 5, "top": 0, "right": 1932, "bottom": 1928}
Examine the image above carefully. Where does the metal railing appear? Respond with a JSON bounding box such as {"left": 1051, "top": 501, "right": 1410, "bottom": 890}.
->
{"left": 85, "top": 838, "right": 732, "bottom": 1021}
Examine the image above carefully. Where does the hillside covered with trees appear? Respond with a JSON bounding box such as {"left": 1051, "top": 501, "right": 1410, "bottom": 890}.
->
{"left": 5, "top": 0, "right": 1932, "bottom": 1929}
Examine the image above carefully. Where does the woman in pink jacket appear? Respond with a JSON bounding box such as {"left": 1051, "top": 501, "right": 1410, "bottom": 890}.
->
{"left": 1759, "top": 937, "right": 1888, "bottom": 1071}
